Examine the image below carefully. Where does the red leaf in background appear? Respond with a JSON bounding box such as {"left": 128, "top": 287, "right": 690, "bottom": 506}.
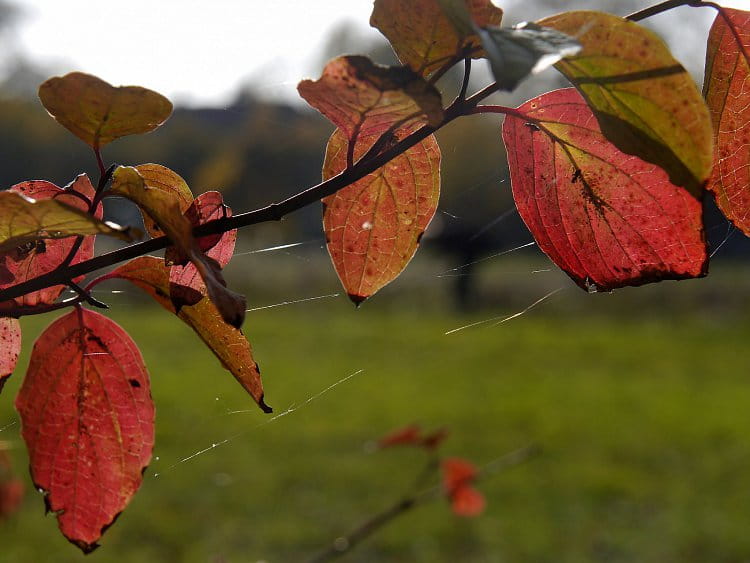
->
{"left": 167, "top": 191, "right": 237, "bottom": 310}
{"left": 298, "top": 56, "right": 441, "bottom": 304}
{"left": 0, "top": 450, "right": 24, "bottom": 521}
{"left": 0, "top": 316, "right": 21, "bottom": 393}
{"left": 377, "top": 424, "right": 449, "bottom": 450}
{"left": 15, "top": 308, "right": 154, "bottom": 553}
{"left": 378, "top": 424, "right": 423, "bottom": 448}
{"left": 0, "top": 175, "right": 100, "bottom": 310}
{"left": 703, "top": 8, "right": 750, "bottom": 234}
{"left": 441, "top": 457, "right": 484, "bottom": 517}
{"left": 502, "top": 88, "right": 707, "bottom": 292}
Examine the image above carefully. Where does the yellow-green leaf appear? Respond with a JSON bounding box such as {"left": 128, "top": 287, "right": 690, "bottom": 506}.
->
{"left": 38, "top": 72, "right": 172, "bottom": 148}
{"left": 0, "top": 190, "right": 132, "bottom": 252}
{"left": 541, "top": 11, "right": 713, "bottom": 196}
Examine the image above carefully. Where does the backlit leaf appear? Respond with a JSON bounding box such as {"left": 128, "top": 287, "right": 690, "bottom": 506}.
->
{"left": 476, "top": 22, "right": 582, "bottom": 91}
{"left": 39, "top": 72, "right": 172, "bottom": 148}
{"left": 703, "top": 8, "right": 750, "bottom": 234}
{"left": 110, "top": 166, "right": 245, "bottom": 327}
{"left": 541, "top": 11, "right": 713, "bottom": 195}
{"left": 134, "top": 164, "right": 194, "bottom": 238}
{"left": 502, "top": 88, "right": 707, "bottom": 292}
{"left": 0, "top": 190, "right": 130, "bottom": 252}
{"left": 96, "top": 257, "right": 271, "bottom": 412}
{"left": 0, "top": 175, "right": 128, "bottom": 310}
{"left": 15, "top": 309, "right": 154, "bottom": 553}
{"left": 0, "top": 317, "right": 20, "bottom": 393}
{"left": 298, "top": 56, "right": 441, "bottom": 304}
{"left": 371, "top": 0, "right": 503, "bottom": 76}
{"left": 168, "top": 191, "right": 236, "bottom": 310}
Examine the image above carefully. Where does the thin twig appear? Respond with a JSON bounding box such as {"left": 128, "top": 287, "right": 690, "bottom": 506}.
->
{"left": 306, "top": 444, "right": 539, "bottom": 563}
{"left": 625, "top": 0, "right": 716, "bottom": 21}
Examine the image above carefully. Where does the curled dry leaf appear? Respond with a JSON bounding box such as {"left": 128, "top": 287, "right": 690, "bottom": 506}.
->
{"left": 371, "top": 0, "right": 503, "bottom": 76}
{"left": 0, "top": 175, "right": 121, "bottom": 310}
{"left": 541, "top": 11, "right": 713, "bottom": 195}
{"left": 134, "top": 164, "right": 194, "bottom": 238}
{"left": 502, "top": 88, "right": 707, "bottom": 292}
{"left": 167, "top": 191, "right": 237, "bottom": 311}
{"left": 0, "top": 316, "right": 20, "bottom": 393}
{"left": 110, "top": 166, "right": 245, "bottom": 327}
{"left": 38, "top": 72, "right": 172, "bottom": 148}
{"left": 703, "top": 8, "right": 750, "bottom": 234}
{"left": 95, "top": 256, "right": 271, "bottom": 413}
{"left": 298, "top": 56, "right": 441, "bottom": 304}
{"left": 15, "top": 308, "right": 154, "bottom": 553}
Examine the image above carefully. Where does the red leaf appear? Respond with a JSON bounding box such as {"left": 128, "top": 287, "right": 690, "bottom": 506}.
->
{"left": 168, "top": 191, "right": 237, "bottom": 310}
{"left": 442, "top": 457, "right": 478, "bottom": 492}
{"left": 703, "top": 8, "right": 750, "bottom": 234}
{"left": 377, "top": 424, "right": 423, "bottom": 448}
{"left": 0, "top": 316, "right": 21, "bottom": 393}
{"left": 0, "top": 175, "right": 100, "bottom": 310}
{"left": 298, "top": 56, "right": 441, "bottom": 304}
{"left": 502, "top": 88, "right": 707, "bottom": 292}
{"left": 441, "top": 457, "right": 484, "bottom": 517}
{"left": 449, "top": 484, "right": 485, "bottom": 517}
{"left": 0, "top": 451, "right": 24, "bottom": 521}
{"left": 14, "top": 309, "right": 154, "bottom": 553}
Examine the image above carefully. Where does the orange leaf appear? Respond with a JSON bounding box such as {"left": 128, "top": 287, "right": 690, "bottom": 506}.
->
{"left": 15, "top": 309, "right": 154, "bottom": 553}
{"left": 39, "top": 72, "right": 172, "bottom": 148}
{"left": 371, "top": 0, "right": 503, "bottom": 77}
{"left": 0, "top": 316, "right": 20, "bottom": 393}
{"left": 298, "top": 56, "right": 441, "bottom": 304}
{"left": 95, "top": 257, "right": 271, "bottom": 413}
{"left": 441, "top": 457, "right": 484, "bottom": 516}
{"left": 703, "top": 8, "right": 750, "bottom": 234}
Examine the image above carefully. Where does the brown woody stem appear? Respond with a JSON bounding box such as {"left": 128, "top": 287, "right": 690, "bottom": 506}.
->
{"left": 0, "top": 82, "right": 502, "bottom": 304}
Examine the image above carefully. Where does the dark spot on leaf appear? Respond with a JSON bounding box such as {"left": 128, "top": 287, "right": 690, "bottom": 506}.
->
{"left": 128, "top": 379, "right": 141, "bottom": 388}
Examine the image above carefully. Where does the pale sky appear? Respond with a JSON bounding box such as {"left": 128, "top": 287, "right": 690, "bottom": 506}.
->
{"left": 4, "top": 0, "right": 748, "bottom": 107}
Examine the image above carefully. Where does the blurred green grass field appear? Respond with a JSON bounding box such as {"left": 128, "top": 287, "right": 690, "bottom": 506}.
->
{"left": 2, "top": 256, "right": 750, "bottom": 562}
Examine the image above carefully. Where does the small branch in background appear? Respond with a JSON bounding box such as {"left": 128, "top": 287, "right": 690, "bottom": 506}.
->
{"left": 306, "top": 444, "right": 539, "bottom": 563}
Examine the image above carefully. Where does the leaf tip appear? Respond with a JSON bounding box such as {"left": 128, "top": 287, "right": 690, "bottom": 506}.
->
{"left": 348, "top": 293, "right": 368, "bottom": 307}
{"left": 258, "top": 394, "right": 273, "bottom": 414}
